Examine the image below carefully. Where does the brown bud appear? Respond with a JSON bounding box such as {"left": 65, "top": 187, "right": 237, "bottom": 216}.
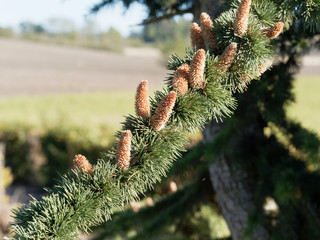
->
{"left": 116, "top": 130, "right": 132, "bottom": 170}
{"left": 135, "top": 80, "right": 150, "bottom": 118}
{"left": 172, "top": 63, "right": 189, "bottom": 95}
{"left": 189, "top": 49, "right": 206, "bottom": 89}
{"left": 200, "top": 12, "right": 217, "bottom": 49}
{"left": 73, "top": 154, "right": 93, "bottom": 174}
{"left": 234, "top": 0, "right": 252, "bottom": 36}
{"left": 217, "top": 42, "right": 237, "bottom": 72}
{"left": 263, "top": 22, "right": 284, "bottom": 39}
{"left": 151, "top": 91, "right": 177, "bottom": 131}
{"left": 190, "top": 22, "right": 206, "bottom": 49}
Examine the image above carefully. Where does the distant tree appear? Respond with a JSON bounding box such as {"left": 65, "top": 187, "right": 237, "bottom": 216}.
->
{"left": 141, "top": 19, "right": 190, "bottom": 56}
{"left": 19, "top": 22, "right": 46, "bottom": 34}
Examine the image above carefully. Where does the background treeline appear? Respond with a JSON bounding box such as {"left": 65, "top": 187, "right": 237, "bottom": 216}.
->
{"left": 0, "top": 18, "right": 190, "bottom": 56}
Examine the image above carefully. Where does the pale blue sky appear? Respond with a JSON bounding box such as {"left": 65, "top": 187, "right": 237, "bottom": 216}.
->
{"left": 0, "top": 0, "right": 147, "bottom": 36}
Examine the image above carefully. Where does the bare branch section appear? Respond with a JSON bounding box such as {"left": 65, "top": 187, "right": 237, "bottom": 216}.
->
{"left": 141, "top": 8, "right": 193, "bottom": 25}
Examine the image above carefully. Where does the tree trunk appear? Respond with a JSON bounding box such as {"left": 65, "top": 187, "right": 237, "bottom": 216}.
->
{"left": 203, "top": 123, "right": 269, "bottom": 240}
{"left": 194, "top": 1, "right": 270, "bottom": 239}
{"left": 193, "top": 0, "right": 224, "bottom": 21}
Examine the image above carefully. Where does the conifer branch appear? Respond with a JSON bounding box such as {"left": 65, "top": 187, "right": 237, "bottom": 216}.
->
{"left": 8, "top": 0, "right": 308, "bottom": 237}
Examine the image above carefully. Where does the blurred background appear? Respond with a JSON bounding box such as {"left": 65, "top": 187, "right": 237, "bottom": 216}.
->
{"left": 0, "top": 0, "right": 319, "bottom": 239}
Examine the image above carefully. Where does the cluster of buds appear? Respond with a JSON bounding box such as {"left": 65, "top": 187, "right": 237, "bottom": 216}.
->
{"left": 76, "top": 0, "right": 283, "bottom": 175}
{"left": 73, "top": 154, "right": 93, "bottom": 174}
{"left": 190, "top": 12, "right": 216, "bottom": 50}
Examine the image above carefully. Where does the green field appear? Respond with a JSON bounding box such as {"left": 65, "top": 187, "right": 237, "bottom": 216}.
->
{"left": 0, "top": 90, "right": 135, "bottom": 145}
{"left": 287, "top": 75, "right": 320, "bottom": 135}
{"left": 0, "top": 76, "right": 319, "bottom": 146}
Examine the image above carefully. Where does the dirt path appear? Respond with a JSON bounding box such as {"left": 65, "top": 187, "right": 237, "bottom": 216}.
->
{"left": 0, "top": 38, "right": 318, "bottom": 98}
{"left": 0, "top": 38, "right": 167, "bottom": 97}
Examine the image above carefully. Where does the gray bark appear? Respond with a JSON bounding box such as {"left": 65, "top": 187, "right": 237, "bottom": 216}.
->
{"left": 194, "top": 0, "right": 270, "bottom": 239}
{"left": 203, "top": 123, "right": 269, "bottom": 240}
{"left": 193, "top": 0, "right": 224, "bottom": 21}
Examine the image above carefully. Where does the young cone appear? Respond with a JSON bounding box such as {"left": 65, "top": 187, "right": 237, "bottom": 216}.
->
{"left": 200, "top": 12, "right": 216, "bottom": 49}
{"left": 263, "top": 22, "right": 284, "bottom": 39}
{"left": 234, "top": 0, "right": 252, "bottom": 36}
{"left": 189, "top": 49, "right": 206, "bottom": 89}
{"left": 151, "top": 91, "right": 177, "bottom": 131}
{"left": 135, "top": 80, "right": 150, "bottom": 118}
{"left": 172, "top": 63, "right": 189, "bottom": 95}
{"left": 190, "top": 22, "right": 206, "bottom": 49}
{"left": 73, "top": 154, "right": 93, "bottom": 174}
{"left": 217, "top": 42, "right": 237, "bottom": 72}
{"left": 116, "top": 130, "right": 132, "bottom": 170}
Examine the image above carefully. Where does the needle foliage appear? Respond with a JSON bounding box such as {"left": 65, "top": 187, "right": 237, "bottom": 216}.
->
{"left": 8, "top": 0, "right": 320, "bottom": 239}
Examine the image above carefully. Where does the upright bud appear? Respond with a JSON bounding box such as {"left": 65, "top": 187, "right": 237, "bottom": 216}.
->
{"left": 73, "top": 154, "right": 93, "bottom": 174}
{"left": 172, "top": 63, "right": 189, "bottom": 95}
{"left": 189, "top": 49, "right": 206, "bottom": 89}
{"left": 234, "top": 0, "right": 252, "bottom": 36}
{"left": 217, "top": 42, "right": 237, "bottom": 72}
{"left": 116, "top": 130, "right": 132, "bottom": 170}
{"left": 135, "top": 80, "right": 150, "bottom": 118}
{"left": 263, "top": 22, "right": 284, "bottom": 39}
{"left": 190, "top": 22, "right": 206, "bottom": 49}
{"left": 151, "top": 91, "right": 177, "bottom": 131}
{"left": 200, "top": 12, "right": 216, "bottom": 49}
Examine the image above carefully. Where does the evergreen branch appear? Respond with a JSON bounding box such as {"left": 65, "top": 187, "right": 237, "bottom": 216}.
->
{"left": 8, "top": 1, "right": 304, "bottom": 238}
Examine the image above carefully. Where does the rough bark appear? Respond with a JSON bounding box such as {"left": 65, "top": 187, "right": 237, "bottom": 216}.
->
{"left": 195, "top": 0, "right": 270, "bottom": 239}
{"left": 203, "top": 123, "right": 270, "bottom": 240}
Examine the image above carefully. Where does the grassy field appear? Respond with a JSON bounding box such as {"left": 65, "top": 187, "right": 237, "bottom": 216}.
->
{"left": 287, "top": 75, "right": 320, "bottom": 135}
{"left": 0, "top": 90, "right": 135, "bottom": 145}
{"left": 0, "top": 76, "right": 318, "bottom": 146}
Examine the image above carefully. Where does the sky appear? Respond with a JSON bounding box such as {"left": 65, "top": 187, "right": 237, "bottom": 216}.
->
{"left": 0, "top": 0, "right": 148, "bottom": 37}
